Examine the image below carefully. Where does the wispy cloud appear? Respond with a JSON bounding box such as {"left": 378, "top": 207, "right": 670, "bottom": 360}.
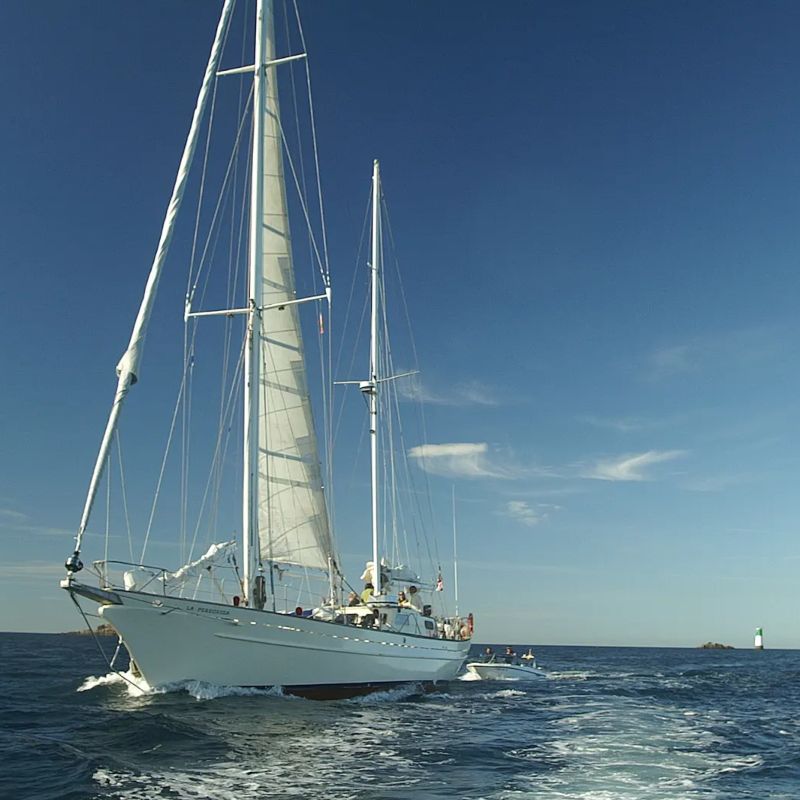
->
{"left": 0, "top": 520, "right": 74, "bottom": 538}
{"left": 579, "top": 414, "right": 689, "bottom": 433}
{"left": 0, "top": 562, "right": 69, "bottom": 581}
{"left": 409, "top": 443, "right": 687, "bottom": 484}
{"left": 580, "top": 449, "right": 687, "bottom": 481}
{"left": 679, "top": 473, "right": 752, "bottom": 493}
{"left": 501, "top": 500, "right": 561, "bottom": 527}
{"left": 579, "top": 415, "right": 650, "bottom": 433}
{"left": 399, "top": 377, "right": 500, "bottom": 407}
{"left": 644, "top": 324, "right": 790, "bottom": 382}
{"left": 408, "top": 442, "right": 549, "bottom": 479}
{"left": 408, "top": 443, "right": 515, "bottom": 479}
{"left": 646, "top": 344, "right": 697, "bottom": 380}
{"left": 0, "top": 507, "right": 80, "bottom": 539}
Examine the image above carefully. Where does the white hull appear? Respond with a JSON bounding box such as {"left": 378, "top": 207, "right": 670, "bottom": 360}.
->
{"left": 88, "top": 587, "right": 468, "bottom": 697}
{"left": 465, "top": 662, "right": 546, "bottom": 681}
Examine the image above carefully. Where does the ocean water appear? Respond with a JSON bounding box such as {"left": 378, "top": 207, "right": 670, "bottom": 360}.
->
{"left": 1, "top": 634, "right": 798, "bottom": 799}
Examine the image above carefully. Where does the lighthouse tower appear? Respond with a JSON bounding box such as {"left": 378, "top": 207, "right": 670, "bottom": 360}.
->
{"left": 754, "top": 627, "right": 764, "bottom": 650}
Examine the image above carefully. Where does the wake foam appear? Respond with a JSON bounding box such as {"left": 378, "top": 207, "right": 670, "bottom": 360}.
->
{"left": 546, "top": 669, "right": 593, "bottom": 681}
{"left": 344, "top": 683, "right": 423, "bottom": 704}
{"left": 491, "top": 688, "right": 526, "bottom": 698}
{"left": 179, "top": 682, "right": 290, "bottom": 701}
{"left": 78, "top": 672, "right": 293, "bottom": 702}
{"left": 78, "top": 670, "right": 153, "bottom": 697}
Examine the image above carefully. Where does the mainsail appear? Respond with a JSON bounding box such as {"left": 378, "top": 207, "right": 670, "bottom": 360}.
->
{"left": 255, "top": 17, "right": 333, "bottom": 572}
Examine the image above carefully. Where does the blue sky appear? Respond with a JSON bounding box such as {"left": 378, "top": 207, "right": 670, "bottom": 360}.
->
{"left": 2, "top": 1, "right": 800, "bottom": 647}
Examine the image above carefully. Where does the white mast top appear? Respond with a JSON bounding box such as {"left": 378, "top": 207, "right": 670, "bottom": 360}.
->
{"left": 241, "top": 0, "right": 270, "bottom": 604}
{"left": 452, "top": 486, "right": 459, "bottom": 616}
{"left": 367, "top": 159, "right": 381, "bottom": 596}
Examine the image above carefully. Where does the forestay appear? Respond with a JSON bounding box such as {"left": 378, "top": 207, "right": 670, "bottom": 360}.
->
{"left": 255, "top": 16, "right": 333, "bottom": 572}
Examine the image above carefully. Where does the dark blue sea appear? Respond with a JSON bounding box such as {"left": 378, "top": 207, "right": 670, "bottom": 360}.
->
{"left": 2, "top": 634, "right": 798, "bottom": 799}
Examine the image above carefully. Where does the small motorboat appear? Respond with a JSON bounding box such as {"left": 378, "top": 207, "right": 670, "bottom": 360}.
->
{"left": 465, "top": 648, "right": 546, "bottom": 681}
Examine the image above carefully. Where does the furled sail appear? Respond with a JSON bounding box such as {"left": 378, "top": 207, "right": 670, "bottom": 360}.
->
{"left": 255, "top": 17, "right": 333, "bottom": 572}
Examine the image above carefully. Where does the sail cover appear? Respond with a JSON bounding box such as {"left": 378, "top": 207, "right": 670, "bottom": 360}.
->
{"left": 255, "top": 19, "right": 334, "bottom": 572}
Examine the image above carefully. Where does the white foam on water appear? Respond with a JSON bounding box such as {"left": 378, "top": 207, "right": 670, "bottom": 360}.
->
{"left": 458, "top": 671, "right": 482, "bottom": 681}
{"left": 506, "top": 696, "right": 766, "bottom": 799}
{"left": 546, "top": 670, "right": 593, "bottom": 681}
{"left": 491, "top": 688, "right": 526, "bottom": 698}
{"left": 78, "top": 672, "right": 127, "bottom": 692}
{"left": 178, "top": 681, "right": 292, "bottom": 701}
{"left": 78, "top": 671, "right": 299, "bottom": 702}
{"left": 343, "top": 682, "right": 423, "bottom": 704}
{"left": 77, "top": 670, "right": 154, "bottom": 697}
{"left": 88, "top": 693, "right": 769, "bottom": 800}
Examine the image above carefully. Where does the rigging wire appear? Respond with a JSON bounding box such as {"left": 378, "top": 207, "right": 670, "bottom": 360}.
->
{"left": 115, "top": 433, "right": 135, "bottom": 563}
{"left": 291, "top": 0, "right": 331, "bottom": 285}
{"left": 68, "top": 594, "right": 144, "bottom": 695}
{"left": 186, "top": 339, "right": 246, "bottom": 561}
{"left": 164, "top": 75, "right": 253, "bottom": 565}
{"left": 212, "top": 96, "right": 252, "bottom": 545}
{"left": 140, "top": 371, "right": 188, "bottom": 563}
{"left": 381, "top": 193, "right": 443, "bottom": 571}
{"left": 104, "top": 445, "right": 111, "bottom": 576}
{"left": 276, "top": 116, "right": 328, "bottom": 288}
{"left": 332, "top": 191, "right": 372, "bottom": 447}
{"left": 281, "top": 0, "right": 337, "bottom": 559}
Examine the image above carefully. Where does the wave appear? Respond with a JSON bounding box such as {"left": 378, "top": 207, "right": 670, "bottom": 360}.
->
{"left": 77, "top": 671, "right": 294, "bottom": 702}
{"left": 343, "top": 683, "right": 424, "bottom": 705}
{"left": 77, "top": 670, "right": 154, "bottom": 697}
{"left": 490, "top": 688, "right": 526, "bottom": 698}
{"left": 179, "top": 682, "right": 291, "bottom": 701}
{"left": 546, "top": 670, "right": 594, "bottom": 681}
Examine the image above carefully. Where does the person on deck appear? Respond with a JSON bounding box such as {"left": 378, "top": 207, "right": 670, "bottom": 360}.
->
{"left": 407, "top": 585, "right": 422, "bottom": 611}
{"left": 360, "top": 582, "right": 374, "bottom": 605}
{"left": 347, "top": 591, "right": 359, "bottom": 607}
{"left": 397, "top": 591, "right": 408, "bottom": 606}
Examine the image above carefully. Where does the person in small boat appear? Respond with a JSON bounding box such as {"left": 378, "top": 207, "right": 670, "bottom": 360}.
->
{"left": 503, "top": 646, "right": 517, "bottom": 664}
{"left": 483, "top": 647, "right": 495, "bottom": 663}
{"left": 407, "top": 585, "right": 423, "bottom": 611}
{"left": 232, "top": 596, "right": 241, "bottom": 607}
{"left": 360, "top": 582, "right": 374, "bottom": 605}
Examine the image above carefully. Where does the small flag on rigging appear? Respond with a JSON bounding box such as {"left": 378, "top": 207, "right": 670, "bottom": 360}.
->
{"left": 436, "top": 573, "right": 443, "bottom": 591}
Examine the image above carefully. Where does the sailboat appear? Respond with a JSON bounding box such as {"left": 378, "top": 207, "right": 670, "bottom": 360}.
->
{"left": 60, "top": 0, "right": 472, "bottom": 699}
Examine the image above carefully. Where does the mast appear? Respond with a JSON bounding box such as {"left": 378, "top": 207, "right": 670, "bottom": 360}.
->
{"left": 243, "top": 0, "right": 270, "bottom": 604}
{"left": 452, "top": 486, "right": 459, "bottom": 616}
{"left": 367, "top": 159, "right": 381, "bottom": 596}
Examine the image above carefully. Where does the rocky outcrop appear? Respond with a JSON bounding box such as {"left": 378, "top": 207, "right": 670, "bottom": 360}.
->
{"left": 699, "top": 641, "right": 734, "bottom": 649}
{"left": 68, "top": 623, "right": 116, "bottom": 636}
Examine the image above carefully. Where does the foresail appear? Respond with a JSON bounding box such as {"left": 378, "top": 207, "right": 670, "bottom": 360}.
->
{"left": 255, "top": 18, "right": 333, "bottom": 572}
